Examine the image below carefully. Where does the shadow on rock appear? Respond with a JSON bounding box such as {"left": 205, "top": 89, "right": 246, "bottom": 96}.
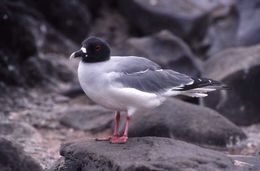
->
{"left": 129, "top": 98, "right": 246, "bottom": 148}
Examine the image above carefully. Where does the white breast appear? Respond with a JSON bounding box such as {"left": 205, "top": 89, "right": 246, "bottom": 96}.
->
{"left": 77, "top": 59, "right": 164, "bottom": 114}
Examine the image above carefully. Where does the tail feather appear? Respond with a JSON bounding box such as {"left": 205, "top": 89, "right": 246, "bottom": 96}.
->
{"left": 179, "top": 77, "right": 227, "bottom": 91}
{"left": 166, "top": 77, "right": 227, "bottom": 98}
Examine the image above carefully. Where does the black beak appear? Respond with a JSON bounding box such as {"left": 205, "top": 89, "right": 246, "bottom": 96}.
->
{"left": 70, "top": 49, "right": 87, "bottom": 60}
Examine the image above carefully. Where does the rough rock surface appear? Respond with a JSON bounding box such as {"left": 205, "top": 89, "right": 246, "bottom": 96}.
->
{"left": 129, "top": 98, "right": 246, "bottom": 147}
{"left": 49, "top": 137, "right": 252, "bottom": 171}
{"left": 230, "top": 155, "right": 260, "bottom": 171}
{"left": 203, "top": 45, "right": 260, "bottom": 125}
{"left": 127, "top": 30, "right": 202, "bottom": 77}
{"left": 118, "top": 0, "right": 214, "bottom": 42}
{"left": 0, "top": 1, "right": 75, "bottom": 88}
{"left": 23, "top": 0, "right": 91, "bottom": 43}
{"left": 0, "top": 137, "right": 43, "bottom": 171}
{"left": 236, "top": 0, "right": 260, "bottom": 46}
{"left": 204, "top": 9, "right": 238, "bottom": 57}
{"left": 60, "top": 105, "right": 114, "bottom": 133}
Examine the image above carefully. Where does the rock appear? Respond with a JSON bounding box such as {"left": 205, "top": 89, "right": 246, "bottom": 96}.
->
{"left": 0, "top": 2, "right": 38, "bottom": 61}
{"left": 126, "top": 30, "right": 202, "bottom": 77}
{"left": 236, "top": 0, "right": 260, "bottom": 46}
{"left": 0, "top": 2, "right": 37, "bottom": 85}
{"left": 0, "top": 137, "right": 43, "bottom": 171}
{"left": 204, "top": 8, "right": 238, "bottom": 57}
{"left": 50, "top": 137, "right": 245, "bottom": 171}
{"left": 202, "top": 45, "right": 260, "bottom": 126}
{"left": 0, "top": 2, "right": 75, "bottom": 87}
{"left": 118, "top": 0, "right": 227, "bottom": 42}
{"left": 23, "top": 0, "right": 91, "bottom": 43}
{"left": 60, "top": 105, "right": 114, "bottom": 133}
{"left": 0, "top": 121, "right": 41, "bottom": 143}
{"left": 231, "top": 155, "right": 260, "bottom": 171}
{"left": 129, "top": 98, "right": 246, "bottom": 147}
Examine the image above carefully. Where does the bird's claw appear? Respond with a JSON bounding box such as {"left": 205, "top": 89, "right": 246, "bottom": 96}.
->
{"left": 110, "top": 136, "right": 128, "bottom": 144}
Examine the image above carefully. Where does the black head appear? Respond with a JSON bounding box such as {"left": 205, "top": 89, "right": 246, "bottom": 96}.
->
{"left": 70, "top": 37, "right": 111, "bottom": 63}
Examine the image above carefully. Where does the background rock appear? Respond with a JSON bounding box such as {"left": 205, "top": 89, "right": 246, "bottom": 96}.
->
{"left": 0, "top": 137, "right": 43, "bottom": 171}
{"left": 126, "top": 30, "right": 202, "bottom": 77}
{"left": 118, "top": 0, "right": 211, "bottom": 43}
{"left": 202, "top": 45, "right": 260, "bottom": 126}
{"left": 23, "top": 0, "right": 91, "bottom": 43}
{"left": 203, "top": 7, "right": 238, "bottom": 57}
{"left": 129, "top": 98, "right": 246, "bottom": 147}
{"left": 236, "top": 0, "right": 260, "bottom": 46}
{"left": 50, "top": 137, "right": 243, "bottom": 171}
{"left": 0, "top": 1, "right": 75, "bottom": 88}
{"left": 60, "top": 105, "right": 114, "bottom": 133}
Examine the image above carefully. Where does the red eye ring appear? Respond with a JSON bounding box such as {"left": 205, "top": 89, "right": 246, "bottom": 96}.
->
{"left": 95, "top": 45, "right": 101, "bottom": 52}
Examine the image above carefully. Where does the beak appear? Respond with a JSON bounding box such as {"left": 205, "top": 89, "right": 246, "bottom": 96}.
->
{"left": 70, "top": 49, "right": 87, "bottom": 60}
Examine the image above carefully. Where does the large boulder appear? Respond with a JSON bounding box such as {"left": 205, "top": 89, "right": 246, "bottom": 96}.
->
{"left": 236, "top": 0, "right": 260, "bottom": 46}
{"left": 60, "top": 105, "right": 114, "bottom": 133}
{"left": 23, "top": 0, "right": 91, "bottom": 43}
{"left": 129, "top": 98, "right": 246, "bottom": 147}
{"left": 202, "top": 45, "right": 260, "bottom": 126}
{"left": 0, "top": 137, "right": 43, "bottom": 171}
{"left": 203, "top": 8, "right": 238, "bottom": 57}
{"left": 0, "top": 2, "right": 75, "bottom": 88}
{"left": 118, "top": 0, "right": 230, "bottom": 42}
{"left": 126, "top": 31, "right": 202, "bottom": 77}
{"left": 49, "top": 137, "right": 254, "bottom": 171}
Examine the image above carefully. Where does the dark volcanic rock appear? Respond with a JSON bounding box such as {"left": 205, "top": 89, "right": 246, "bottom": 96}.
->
{"left": 60, "top": 105, "right": 114, "bottom": 133}
{"left": 0, "top": 2, "right": 75, "bottom": 88}
{"left": 118, "top": 0, "right": 222, "bottom": 42}
{"left": 236, "top": 0, "right": 260, "bottom": 46}
{"left": 129, "top": 98, "right": 246, "bottom": 147}
{"left": 0, "top": 137, "right": 43, "bottom": 171}
{"left": 202, "top": 45, "right": 260, "bottom": 126}
{"left": 127, "top": 30, "right": 202, "bottom": 77}
{"left": 0, "top": 2, "right": 38, "bottom": 61}
{"left": 51, "top": 137, "right": 244, "bottom": 171}
{"left": 0, "top": 2, "right": 38, "bottom": 85}
{"left": 23, "top": 0, "right": 91, "bottom": 43}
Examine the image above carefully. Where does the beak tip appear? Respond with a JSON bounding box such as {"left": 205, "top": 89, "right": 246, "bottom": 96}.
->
{"left": 69, "top": 52, "right": 75, "bottom": 60}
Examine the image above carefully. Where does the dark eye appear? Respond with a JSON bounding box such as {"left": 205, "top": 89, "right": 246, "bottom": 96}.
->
{"left": 95, "top": 45, "right": 101, "bottom": 52}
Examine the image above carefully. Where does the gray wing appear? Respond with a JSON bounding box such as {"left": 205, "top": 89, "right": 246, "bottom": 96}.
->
{"left": 112, "top": 56, "right": 161, "bottom": 74}
{"left": 113, "top": 68, "right": 194, "bottom": 94}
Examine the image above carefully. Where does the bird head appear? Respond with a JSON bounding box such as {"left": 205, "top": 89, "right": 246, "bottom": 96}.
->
{"left": 70, "top": 37, "right": 111, "bottom": 62}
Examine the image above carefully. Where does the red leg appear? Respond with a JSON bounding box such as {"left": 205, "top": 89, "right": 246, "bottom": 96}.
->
{"left": 96, "top": 111, "right": 120, "bottom": 141}
{"left": 113, "top": 111, "right": 120, "bottom": 136}
{"left": 111, "top": 115, "right": 130, "bottom": 144}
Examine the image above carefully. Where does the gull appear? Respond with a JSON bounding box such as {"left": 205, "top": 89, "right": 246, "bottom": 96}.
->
{"left": 70, "top": 37, "right": 226, "bottom": 143}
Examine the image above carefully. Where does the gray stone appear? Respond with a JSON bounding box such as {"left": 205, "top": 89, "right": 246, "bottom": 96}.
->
{"left": 0, "top": 121, "right": 41, "bottom": 143}
{"left": 236, "top": 0, "right": 260, "bottom": 46}
{"left": 204, "top": 10, "right": 238, "bottom": 57}
{"left": 23, "top": 0, "right": 91, "bottom": 43}
{"left": 127, "top": 30, "right": 202, "bottom": 77}
{"left": 202, "top": 45, "right": 260, "bottom": 125}
{"left": 0, "top": 1, "right": 75, "bottom": 87}
{"left": 60, "top": 105, "right": 114, "bottom": 133}
{"left": 50, "top": 137, "right": 246, "bottom": 171}
{"left": 129, "top": 98, "right": 246, "bottom": 147}
{"left": 0, "top": 137, "right": 43, "bottom": 171}
{"left": 118, "top": 0, "right": 230, "bottom": 42}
